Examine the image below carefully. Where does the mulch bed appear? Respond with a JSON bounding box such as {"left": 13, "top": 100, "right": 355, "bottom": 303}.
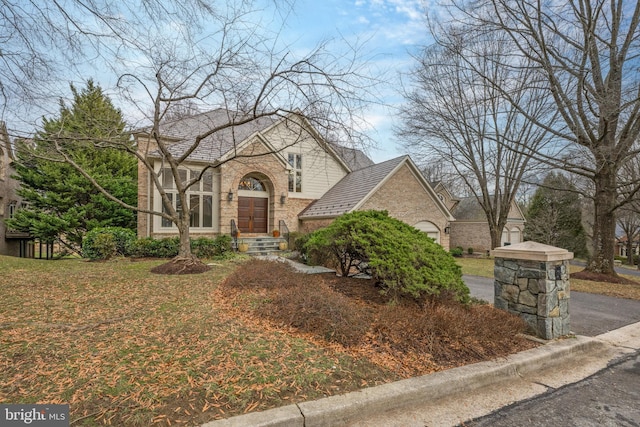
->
{"left": 571, "top": 269, "right": 638, "bottom": 285}
{"left": 150, "top": 258, "right": 211, "bottom": 274}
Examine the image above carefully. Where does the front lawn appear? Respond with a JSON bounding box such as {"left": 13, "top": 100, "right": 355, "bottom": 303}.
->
{"left": 1, "top": 255, "right": 535, "bottom": 426}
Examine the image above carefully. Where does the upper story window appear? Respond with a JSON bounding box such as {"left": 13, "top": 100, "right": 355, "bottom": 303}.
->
{"left": 288, "top": 153, "right": 302, "bottom": 193}
{"left": 160, "top": 167, "right": 213, "bottom": 229}
{"left": 8, "top": 201, "right": 17, "bottom": 218}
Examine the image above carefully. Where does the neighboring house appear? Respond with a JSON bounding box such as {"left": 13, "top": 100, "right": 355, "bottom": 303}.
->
{"left": 439, "top": 195, "right": 526, "bottom": 252}
{"left": 616, "top": 234, "right": 640, "bottom": 259}
{"left": 429, "top": 181, "right": 460, "bottom": 212}
{"left": 0, "top": 122, "right": 31, "bottom": 257}
{"left": 136, "top": 110, "right": 454, "bottom": 249}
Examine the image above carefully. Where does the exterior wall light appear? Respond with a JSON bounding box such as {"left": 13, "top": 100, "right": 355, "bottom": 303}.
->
{"left": 227, "top": 190, "right": 233, "bottom": 201}
{"left": 280, "top": 193, "right": 286, "bottom": 205}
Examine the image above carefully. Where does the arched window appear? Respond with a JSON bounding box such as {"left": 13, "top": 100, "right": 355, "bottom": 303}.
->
{"left": 238, "top": 176, "right": 265, "bottom": 191}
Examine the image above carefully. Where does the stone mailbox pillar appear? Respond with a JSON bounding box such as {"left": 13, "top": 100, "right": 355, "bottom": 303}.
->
{"left": 491, "top": 242, "right": 573, "bottom": 340}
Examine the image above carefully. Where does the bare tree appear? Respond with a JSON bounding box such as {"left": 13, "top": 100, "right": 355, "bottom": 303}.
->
{"left": 447, "top": 0, "right": 640, "bottom": 276}
{"left": 398, "top": 28, "right": 552, "bottom": 249}
{"left": 15, "top": 1, "right": 378, "bottom": 270}
{"left": 1, "top": 1, "right": 230, "bottom": 124}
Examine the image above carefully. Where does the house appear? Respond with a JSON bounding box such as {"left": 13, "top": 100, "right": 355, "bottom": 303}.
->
{"left": 299, "top": 156, "right": 454, "bottom": 248}
{"left": 432, "top": 193, "right": 526, "bottom": 252}
{"left": 0, "top": 122, "right": 32, "bottom": 257}
{"left": 135, "top": 110, "right": 454, "bottom": 249}
{"left": 429, "top": 181, "right": 460, "bottom": 212}
{"left": 616, "top": 234, "right": 640, "bottom": 259}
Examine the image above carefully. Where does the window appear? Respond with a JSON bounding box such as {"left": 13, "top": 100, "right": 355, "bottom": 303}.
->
{"left": 288, "top": 153, "right": 302, "bottom": 193}
{"left": 238, "top": 176, "right": 265, "bottom": 191}
{"left": 8, "top": 201, "right": 17, "bottom": 219}
{"left": 160, "top": 168, "right": 214, "bottom": 228}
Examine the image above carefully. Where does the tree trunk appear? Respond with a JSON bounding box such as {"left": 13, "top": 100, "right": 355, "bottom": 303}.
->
{"left": 626, "top": 239, "right": 634, "bottom": 266}
{"left": 489, "top": 225, "right": 502, "bottom": 250}
{"left": 176, "top": 219, "right": 194, "bottom": 259}
{"left": 587, "top": 172, "right": 617, "bottom": 276}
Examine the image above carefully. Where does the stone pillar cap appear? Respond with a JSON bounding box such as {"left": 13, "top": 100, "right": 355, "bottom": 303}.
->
{"left": 491, "top": 241, "right": 574, "bottom": 262}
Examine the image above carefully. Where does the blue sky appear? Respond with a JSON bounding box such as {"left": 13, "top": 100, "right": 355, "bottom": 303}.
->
{"left": 7, "top": 0, "right": 432, "bottom": 163}
{"left": 282, "top": 0, "right": 431, "bottom": 162}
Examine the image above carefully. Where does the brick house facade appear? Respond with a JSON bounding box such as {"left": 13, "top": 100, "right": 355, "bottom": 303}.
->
{"left": 136, "top": 110, "right": 454, "bottom": 249}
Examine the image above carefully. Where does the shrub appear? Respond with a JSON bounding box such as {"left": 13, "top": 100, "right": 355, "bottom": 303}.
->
{"left": 305, "top": 210, "right": 469, "bottom": 303}
{"left": 450, "top": 247, "right": 464, "bottom": 257}
{"left": 91, "top": 233, "right": 116, "bottom": 260}
{"left": 191, "top": 235, "right": 233, "bottom": 258}
{"left": 128, "top": 235, "right": 232, "bottom": 259}
{"left": 82, "top": 227, "right": 136, "bottom": 260}
{"left": 128, "top": 237, "right": 180, "bottom": 258}
{"left": 467, "top": 247, "right": 474, "bottom": 255}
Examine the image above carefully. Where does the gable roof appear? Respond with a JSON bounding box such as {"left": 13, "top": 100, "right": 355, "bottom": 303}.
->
{"left": 135, "top": 109, "right": 370, "bottom": 171}
{"left": 135, "top": 109, "right": 279, "bottom": 163}
{"left": 299, "top": 155, "right": 454, "bottom": 221}
{"left": 328, "top": 143, "right": 374, "bottom": 171}
{"left": 452, "top": 196, "right": 525, "bottom": 222}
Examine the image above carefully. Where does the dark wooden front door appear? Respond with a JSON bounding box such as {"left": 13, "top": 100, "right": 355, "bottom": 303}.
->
{"left": 238, "top": 196, "right": 268, "bottom": 233}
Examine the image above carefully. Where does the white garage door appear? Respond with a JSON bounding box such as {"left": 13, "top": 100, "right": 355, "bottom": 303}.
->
{"left": 414, "top": 221, "right": 440, "bottom": 244}
{"left": 510, "top": 228, "right": 521, "bottom": 245}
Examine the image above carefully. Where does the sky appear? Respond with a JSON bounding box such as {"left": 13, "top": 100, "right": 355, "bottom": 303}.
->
{"left": 5, "top": 0, "right": 435, "bottom": 163}
{"left": 281, "top": 0, "right": 433, "bottom": 162}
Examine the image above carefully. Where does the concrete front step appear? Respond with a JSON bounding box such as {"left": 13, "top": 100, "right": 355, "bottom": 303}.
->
{"left": 234, "top": 236, "right": 288, "bottom": 255}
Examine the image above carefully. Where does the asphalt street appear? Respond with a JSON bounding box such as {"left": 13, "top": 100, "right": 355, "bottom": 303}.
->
{"left": 462, "top": 349, "right": 640, "bottom": 427}
{"left": 463, "top": 274, "right": 640, "bottom": 336}
{"left": 461, "top": 274, "right": 640, "bottom": 427}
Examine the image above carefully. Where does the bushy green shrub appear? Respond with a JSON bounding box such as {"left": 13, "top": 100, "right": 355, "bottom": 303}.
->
{"left": 305, "top": 210, "right": 469, "bottom": 303}
{"left": 450, "top": 247, "right": 464, "bottom": 257}
{"left": 467, "top": 247, "right": 474, "bottom": 255}
{"left": 82, "top": 226, "right": 136, "bottom": 260}
{"left": 128, "top": 235, "right": 232, "bottom": 259}
{"left": 128, "top": 237, "right": 180, "bottom": 258}
{"left": 191, "top": 235, "right": 233, "bottom": 258}
{"left": 294, "top": 232, "right": 319, "bottom": 264}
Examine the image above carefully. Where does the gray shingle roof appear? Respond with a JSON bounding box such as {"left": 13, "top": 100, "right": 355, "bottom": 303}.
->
{"left": 328, "top": 144, "right": 374, "bottom": 171}
{"left": 299, "top": 156, "right": 407, "bottom": 219}
{"left": 451, "top": 196, "right": 487, "bottom": 221}
{"left": 142, "top": 109, "right": 279, "bottom": 163}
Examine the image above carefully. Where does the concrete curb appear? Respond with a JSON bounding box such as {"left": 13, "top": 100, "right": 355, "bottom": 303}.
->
{"left": 202, "top": 333, "right": 615, "bottom": 427}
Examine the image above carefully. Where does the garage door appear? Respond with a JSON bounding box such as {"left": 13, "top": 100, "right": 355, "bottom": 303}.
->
{"left": 414, "top": 221, "right": 440, "bottom": 244}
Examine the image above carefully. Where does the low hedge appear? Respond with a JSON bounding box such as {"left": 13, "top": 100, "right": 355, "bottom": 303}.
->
{"left": 83, "top": 231, "right": 233, "bottom": 260}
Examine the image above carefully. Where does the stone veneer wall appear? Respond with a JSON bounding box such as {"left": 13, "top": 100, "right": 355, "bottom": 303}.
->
{"left": 492, "top": 242, "right": 573, "bottom": 340}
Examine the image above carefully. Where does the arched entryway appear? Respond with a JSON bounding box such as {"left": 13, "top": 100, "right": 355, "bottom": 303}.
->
{"left": 237, "top": 174, "right": 270, "bottom": 233}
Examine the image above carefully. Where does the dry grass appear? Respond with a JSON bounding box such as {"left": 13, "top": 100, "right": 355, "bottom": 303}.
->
{"left": 1, "top": 255, "right": 536, "bottom": 426}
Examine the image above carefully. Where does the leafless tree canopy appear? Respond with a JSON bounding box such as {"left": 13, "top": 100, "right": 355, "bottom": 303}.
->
{"left": 399, "top": 27, "right": 552, "bottom": 249}
{"left": 438, "top": 0, "right": 640, "bottom": 274}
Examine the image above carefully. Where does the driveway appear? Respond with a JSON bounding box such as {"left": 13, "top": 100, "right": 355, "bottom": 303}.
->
{"left": 463, "top": 274, "right": 640, "bottom": 336}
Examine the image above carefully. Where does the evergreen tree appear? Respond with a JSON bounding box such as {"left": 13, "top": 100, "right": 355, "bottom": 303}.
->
{"left": 525, "top": 173, "right": 588, "bottom": 258}
{"left": 7, "top": 80, "right": 137, "bottom": 253}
